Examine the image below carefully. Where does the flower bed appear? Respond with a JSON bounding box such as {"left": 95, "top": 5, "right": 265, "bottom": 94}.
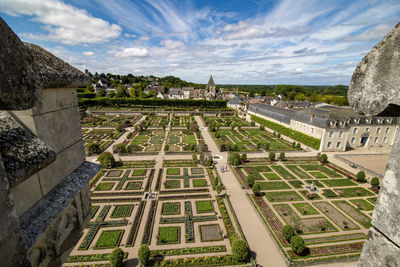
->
{"left": 196, "top": 200, "right": 214, "bottom": 214}
{"left": 150, "top": 245, "right": 226, "bottom": 257}
{"left": 158, "top": 194, "right": 211, "bottom": 201}
{"left": 160, "top": 188, "right": 209, "bottom": 194}
{"left": 94, "top": 230, "right": 124, "bottom": 249}
{"left": 66, "top": 252, "right": 128, "bottom": 263}
{"left": 271, "top": 165, "right": 296, "bottom": 180}
{"left": 193, "top": 179, "right": 208, "bottom": 187}
{"left": 264, "top": 172, "right": 281, "bottom": 180}
{"left": 299, "top": 190, "right": 322, "bottom": 200}
{"left": 321, "top": 179, "right": 357, "bottom": 187}
{"left": 167, "top": 168, "right": 180, "bottom": 175}
{"left": 288, "top": 180, "right": 304, "bottom": 188}
{"left": 304, "top": 233, "right": 366, "bottom": 245}
{"left": 292, "top": 203, "right": 319, "bottom": 215}
{"left": 257, "top": 181, "right": 291, "bottom": 190}
{"left": 332, "top": 187, "right": 374, "bottom": 197}
{"left": 199, "top": 224, "right": 223, "bottom": 242}
{"left": 154, "top": 168, "right": 163, "bottom": 191}
{"left": 144, "top": 169, "right": 155, "bottom": 191}
{"left": 94, "top": 182, "right": 115, "bottom": 191}
{"left": 332, "top": 200, "right": 372, "bottom": 228}
{"left": 321, "top": 189, "right": 340, "bottom": 198}
{"left": 310, "top": 171, "right": 328, "bottom": 179}
{"left": 191, "top": 167, "right": 204, "bottom": 174}
{"left": 125, "top": 181, "right": 142, "bottom": 190}
{"left": 142, "top": 200, "right": 157, "bottom": 245}
{"left": 285, "top": 165, "right": 311, "bottom": 179}
{"left": 111, "top": 205, "right": 134, "bottom": 218}
{"left": 161, "top": 202, "right": 181, "bottom": 215}
{"left": 132, "top": 169, "right": 147, "bottom": 176}
{"left": 165, "top": 180, "right": 181, "bottom": 189}
{"left": 126, "top": 201, "right": 146, "bottom": 246}
{"left": 289, "top": 242, "right": 364, "bottom": 259}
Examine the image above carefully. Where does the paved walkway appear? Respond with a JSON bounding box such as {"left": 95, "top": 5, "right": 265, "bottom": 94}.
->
{"left": 196, "top": 116, "right": 288, "bottom": 267}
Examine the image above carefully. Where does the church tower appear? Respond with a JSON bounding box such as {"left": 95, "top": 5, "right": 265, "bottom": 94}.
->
{"left": 205, "top": 75, "right": 216, "bottom": 95}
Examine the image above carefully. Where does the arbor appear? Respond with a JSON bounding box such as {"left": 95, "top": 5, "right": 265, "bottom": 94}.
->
{"left": 279, "top": 152, "right": 285, "bottom": 161}
{"left": 138, "top": 244, "right": 150, "bottom": 266}
{"left": 371, "top": 177, "right": 380, "bottom": 187}
{"left": 98, "top": 152, "right": 116, "bottom": 168}
{"left": 231, "top": 235, "right": 249, "bottom": 262}
{"left": 290, "top": 235, "right": 306, "bottom": 255}
{"left": 252, "top": 183, "right": 261, "bottom": 195}
{"left": 109, "top": 248, "right": 124, "bottom": 267}
{"left": 282, "top": 225, "right": 296, "bottom": 241}
{"left": 269, "top": 151, "right": 276, "bottom": 161}
{"left": 356, "top": 171, "right": 366, "bottom": 183}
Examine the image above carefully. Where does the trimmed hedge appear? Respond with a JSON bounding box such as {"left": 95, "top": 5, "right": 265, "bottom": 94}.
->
{"left": 251, "top": 115, "right": 321, "bottom": 150}
{"left": 79, "top": 97, "right": 227, "bottom": 108}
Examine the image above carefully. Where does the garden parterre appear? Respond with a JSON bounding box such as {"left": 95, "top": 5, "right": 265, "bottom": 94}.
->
{"left": 232, "top": 158, "right": 377, "bottom": 264}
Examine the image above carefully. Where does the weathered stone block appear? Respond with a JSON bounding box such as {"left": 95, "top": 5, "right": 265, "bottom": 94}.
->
{"left": 371, "top": 127, "right": 400, "bottom": 245}
{"left": 12, "top": 173, "right": 43, "bottom": 217}
{"left": 358, "top": 227, "right": 400, "bottom": 267}
{"left": 38, "top": 140, "right": 85, "bottom": 195}
{"left": 32, "top": 87, "right": 78, "bottom": 114}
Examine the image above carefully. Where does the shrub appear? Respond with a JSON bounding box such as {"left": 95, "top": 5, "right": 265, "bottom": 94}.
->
{"left": 320, "top": 154, "right": 328, "bottom": 163}
{"left": 113, "top": 143, "right": 126, "bottom": 154}
{"left": 265, "top": 143, "right": 270, "bottom": 150}
{"left": 356, "top": 171, "right": 366, "bottom": 183}
{"left": 371, "top": 177, "right": 380, "bottom": 187}
{"left": 229, "top": 153, "right": 241, "bottom": 166}
{"left": 279, "top": 152, "right": 285, "bottom": 161}
{"left": 231, "top": 235, "right": 249, "bottom": 262}
{"left": 292, "top": 141, "right": 296, "bottom": 148}
{"left": 252, "top": 183, "right": 261, "bottom": 196}
{"left": 282, "top": 225, "right": 296, "bottom": 241}
{"left": 251, "top": 121, "right": 255, "bottom": 126}
{"left": 109, "top": 248, "right": 124, "bottom": 267}
{"left": 127, "top": 132, "right": 133, "bottom": 139}
{"left": 192, "top": 153, "right": 197, "bottom": 162}
{"left": 246, "top": 176, "right": 255, "bottom": 188}
{"left": 86, "top": 143, "right": 100, "bottom": 155}
{"left": 269, "top": 151, "right": 276, "bottom": 161}
{"left": 116, "top": 123, "right": 124, "bottom": 132}
{"left": 241, "top": 153, "right": 247, "bottom": 162}
{"left": 259, "top": 125, "right": 265, "bottom": 131}
{"left": 290, "top": 235, "right": 306, "bottom": 255}
{"left": 296, "top": 143, "right": 301, "bottom": 149}
{"left": 277, "top": 133, "right": 281, "bottom": 138}
{"left": 165, "top": 144, "right": 169, "bottom": 151}
{"left": 98, "top": 152, "right": 116, "bottom": 168}
{"left": 138, "top": 244, "right": 150, "bottom": 266}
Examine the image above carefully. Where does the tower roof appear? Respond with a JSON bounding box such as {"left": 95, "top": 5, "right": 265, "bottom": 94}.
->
{"left": 207, "top": 75, "right": 215, "bottom": 87}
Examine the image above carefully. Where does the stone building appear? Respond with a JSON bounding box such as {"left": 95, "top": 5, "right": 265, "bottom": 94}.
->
{"left": 205, "top": 75, "right": 217, "bottom": 100}
{"left": 0, "top": 18, "right": 99, "bottom": 266}
{"left": 248, "top": 102, "right": 399, "bottom": 152}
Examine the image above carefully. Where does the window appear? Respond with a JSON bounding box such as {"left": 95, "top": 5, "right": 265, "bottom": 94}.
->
{"left": 353, "top": 128, "right": 358, "bottom": 134}
{"left": 303, "top": 124, "right": 306, "bottom": 131}
{"left": 351, "top": 137, "right": 355, "bottom": 144}
{"left": 329, "top": 131, "right": 334, "bottom": 138}
{"left": 327, "top": 142, "right": 332, "bottom": 148}
{"left": 311, "top": 127, "right": 314, "bottom": 134}
{"left": 374, "top": 137, "right": 378, "bottom": 143}
{"left": 336, "top": 142, "right": 341, "bottom": 148}
{"left": 383, "top": 137, "right": 388, "bottom": 143}
{"left": 366, "top": 127, "right": 370, "bottom": 132}
{"left": 377, "top": 127, "right": 381, "bottom": 134}
{"left": 296, "top": 122, "right": 300, "bottom": 128}
{"left": 386, "top": 127, "right": 390, "bottom": 134}
{"left": 339, "top": 131, "right": 344, "bottom": 138}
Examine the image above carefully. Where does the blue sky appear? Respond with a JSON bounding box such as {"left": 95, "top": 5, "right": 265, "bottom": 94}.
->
{"left": 1, "top": 0, "right": 399, "bottom": 85}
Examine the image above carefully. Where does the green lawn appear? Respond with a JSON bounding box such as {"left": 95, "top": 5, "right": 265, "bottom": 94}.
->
{"left": 158, "top": 226, "right": 180, "bottom": 244}
{"left": 310, "top": 171, "right": 328, "bottom": 178}
{"left": 293, "top": 203, "right": 319, "bottom": 215}
{"left": 193, "top": 179, "right": 208, "bottom": 187}
{"left": 334, "top": 187, "right": 375, "bottom": 197}
{"left": 263, "top": 172, "right": 281, "bottom": 180}
{"left": 95, "top": 182, "right": 114, "bottom": 191}
{"left": 264, "top": 191, "right": 303, "bottom": 202}
{"left": 167, "top": 168, "right": 180, "bottom": 175}
{"left": 271, "top": 165, "right": 295, "bottom": 179}
{"left": 288, "top": 180, "right": 304, "bottom": 189}
{"left": 165, "top": 180, "right": 180, "bottom": 189}
{"left": 196, "top": 200, "right": 214, "bottom": 213}
{"left": 322, "top": 189, "right": 340, "bottom": 199}
{"left": 161, "top": 202, "right": 181, "bottom": 215}
{"left": 256, "top": 181, "right": 290, "bottom": 190}
{"left": 132, "top": 169, "right": 147, "bottom": 176}
{"left": 94, "top": 230, "right": 124, "bottom": 249}
{"left": 321, "top": 179, "right": 357, "bottom": 187}
{"left": 125, "top": 181, "right": 142, "bottom": 190}
{"left": 349, "top": 199, "right": 375, "bottom": 211}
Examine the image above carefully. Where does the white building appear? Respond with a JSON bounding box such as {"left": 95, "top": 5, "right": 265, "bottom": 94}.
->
{"left": 248, "top": 103, "right": 399, "bottom": 152}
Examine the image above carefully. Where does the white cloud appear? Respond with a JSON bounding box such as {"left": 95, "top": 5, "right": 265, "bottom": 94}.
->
{"left": 343, "top": 24, "right": 394, "bottom": 42}
{"left": 83, "top": 51, "right": 95, "bottom": 56}
{"left": 115, "top": 47, "right": 151, "bottom": 58}
{"left": 124, "top": 33, "right": 137, "bottom": 38}
{"left": 0, "top": 0, "right": 121, "bottom": 45}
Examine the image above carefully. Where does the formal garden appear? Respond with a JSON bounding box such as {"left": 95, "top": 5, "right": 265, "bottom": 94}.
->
{"left": 230, "top": 156, "right": 378, "bottom": 263}
{"left": 83, "top": 128, "right": 125, "bottom": 155}
{"left": 65, "top": 160, "right": 251, "bottom": 266}
{"left": 81, "top": 114, "right": 141, "bottom": 128}
{"left": 202, "top": 115, "right": 251, "bottom": 128}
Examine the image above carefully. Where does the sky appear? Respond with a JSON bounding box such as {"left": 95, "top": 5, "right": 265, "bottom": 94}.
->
{"left": 0, "top": 0, "right": 399, "bottom": 85}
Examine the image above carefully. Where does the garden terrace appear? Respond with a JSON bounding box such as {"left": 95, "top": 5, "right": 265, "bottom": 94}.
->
{"left": 202, "top": 115, "right": 251, "bottom": 128}
{"left": 171, "top": 114, "right": 194, "bottom": 128}
{"left": 165, "top": 130, "right": 199, "bottom": 153}
{"left": 211, "top": 128, "right": 295, "bottom": 152}
{"left": 81, "top": 114, "right": 141, "bottom": 128}
{"left": 83, "top": 128, "right": 123, "bottom": 153}
{"left": 127, "top": 130, "right": 165, "bottom": 153}
{"left": 240, "top": 157, "right": 377, "bottom": 264}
